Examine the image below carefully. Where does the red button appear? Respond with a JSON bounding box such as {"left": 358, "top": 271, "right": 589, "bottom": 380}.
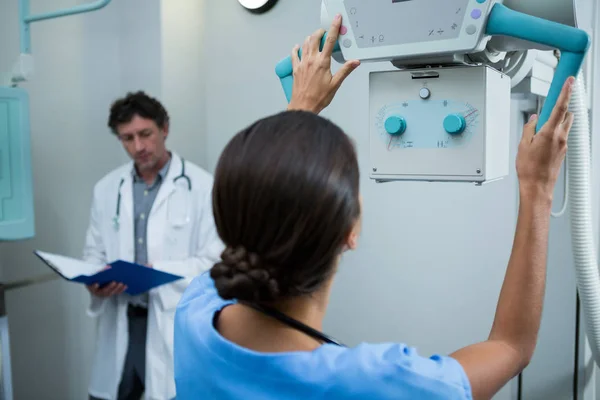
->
{"left": 340, "top": 25, "right": 348, "bottom": 35}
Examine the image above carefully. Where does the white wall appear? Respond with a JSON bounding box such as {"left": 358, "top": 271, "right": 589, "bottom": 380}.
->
{"left": 0, "top": 0, "right": 598, "bottom": 399}
{"left": 160, "top": 0, "right": 207, "bottom": 166}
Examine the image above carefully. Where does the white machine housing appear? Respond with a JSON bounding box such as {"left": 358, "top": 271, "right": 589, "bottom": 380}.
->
{"left": 320, "top": 0, "right": 497, "bottom": 66}
{"left": 319, "top": 0, "right": 575, "bottom": 184}
{"left": 369, "top": 65, "right": 511, "bottom": 183}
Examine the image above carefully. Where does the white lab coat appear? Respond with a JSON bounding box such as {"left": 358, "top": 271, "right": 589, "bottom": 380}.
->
{"left": 82, "top": 152, "right": 223, "bottom": 400}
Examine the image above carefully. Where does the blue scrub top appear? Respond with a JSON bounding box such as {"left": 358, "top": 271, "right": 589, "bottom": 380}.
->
{"left": 174, "top": 272, "right": 473, "bottom": 399}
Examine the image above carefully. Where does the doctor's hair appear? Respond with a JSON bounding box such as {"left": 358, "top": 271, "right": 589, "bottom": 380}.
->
{"left": 107, "top": 91, "right": 170, "bottom": 134}
{"left": 210, "top": 110, "right": 361, "bottom": 303}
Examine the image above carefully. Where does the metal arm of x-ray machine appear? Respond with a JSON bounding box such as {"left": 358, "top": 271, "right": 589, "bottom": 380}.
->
{"left": 0, "top": 2, "right": 112, "bottom": 399}
{"left": 10, "top": 0, "right": 112, "bottom": 84}
{"left": 2, "top": 0, "right": 113, "bottom": 242}
{"left": 274, "top": 0, "right": 600, "bottom": 374}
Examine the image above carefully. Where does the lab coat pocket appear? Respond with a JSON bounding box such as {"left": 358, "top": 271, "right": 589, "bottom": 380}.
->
{"left": 167, "top": 187, "right": 192, "bottom": 229}
{"left": 164, "top": 228, "right": 193, "bottom": 261}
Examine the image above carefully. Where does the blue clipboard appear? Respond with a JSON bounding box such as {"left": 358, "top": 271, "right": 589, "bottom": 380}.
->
{"left": 34, "top": 250, "right": 184, "bottom": 296}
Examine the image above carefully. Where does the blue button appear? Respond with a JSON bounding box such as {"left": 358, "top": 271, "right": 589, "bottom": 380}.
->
{"left": 385, "top": 116, "right": 406, "bottom": 136}
{"left": 476, "top": 0, "right": 486, "bottom": 3}
{"left": 471, "top": 9, "right": 482, "bottom": 19}
{"left": 443, "top": 114, "right": 466, "bottom": 135}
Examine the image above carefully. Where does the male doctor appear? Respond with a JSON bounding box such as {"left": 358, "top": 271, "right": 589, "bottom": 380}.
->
{"left": 83, "top": 91, "right": 222, "bottom": 400}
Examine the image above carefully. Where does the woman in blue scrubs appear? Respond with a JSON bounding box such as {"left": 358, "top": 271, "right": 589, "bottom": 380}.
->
{"left": 173, "top": 16, "right": 575, "bottom": 400}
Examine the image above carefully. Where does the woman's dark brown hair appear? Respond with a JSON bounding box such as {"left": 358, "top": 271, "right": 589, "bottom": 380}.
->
{"left": 210, "top": 110, "right": 361, "bottom": 303}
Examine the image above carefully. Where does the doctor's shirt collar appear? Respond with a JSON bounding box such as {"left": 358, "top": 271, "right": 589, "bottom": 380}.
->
{"left": 131, "top": 153, "right": 172, "bottom": 185}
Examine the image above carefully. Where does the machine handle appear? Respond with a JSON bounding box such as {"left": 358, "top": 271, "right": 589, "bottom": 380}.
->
{"left": 486, "top": 3, "right": 591, "bottom": 132}
{"left": 275, "top": 33, "right": 341, "bottom": 103}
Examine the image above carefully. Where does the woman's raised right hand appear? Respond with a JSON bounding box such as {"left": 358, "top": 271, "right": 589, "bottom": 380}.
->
{"left": 516, "top": 77, "right": 575, "bottom": 202}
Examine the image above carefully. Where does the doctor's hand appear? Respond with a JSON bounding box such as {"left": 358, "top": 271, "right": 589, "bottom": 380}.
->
{"left": 86, "top": 266, "right": 127, "bottom": 297}
{"left": 87, "top": 282, "right": 127, "bottom": 297}
{"left": 287, "top": 15, "right": 360, "bottom": 114}
{"left": 516, "top": 76, "right": 574, "bottom": 203}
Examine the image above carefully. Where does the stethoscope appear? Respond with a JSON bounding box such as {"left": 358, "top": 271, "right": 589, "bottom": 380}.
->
{"left": 240, "top": 301, "right": 345, "bottom": 347}
{"left": 113, "top": 158, "right": 192, "bottom": 230}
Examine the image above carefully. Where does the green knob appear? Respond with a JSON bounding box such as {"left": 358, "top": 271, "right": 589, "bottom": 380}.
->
{"left": 444, "top": 114, "right": 466, "bottom": 135}
{"left": 385, "top": 116, "right": 407, "bottom": 136}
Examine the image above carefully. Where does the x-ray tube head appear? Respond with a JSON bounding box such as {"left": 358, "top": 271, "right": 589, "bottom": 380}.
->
{"left": 275, "top": 0, "right": 589, "bottom": 185}
{"left": 319, "top": 0, "right": 583, "bottom": 66}
{"left": 320, "top": 0, "right": 493, "bottom": 66}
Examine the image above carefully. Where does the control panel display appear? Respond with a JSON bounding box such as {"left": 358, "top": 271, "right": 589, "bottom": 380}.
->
{"left": 342, "top": 0, "right": 470, "bottom": 48}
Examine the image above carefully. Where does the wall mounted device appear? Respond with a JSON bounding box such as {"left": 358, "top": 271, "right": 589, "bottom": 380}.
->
{"left": 0, "top": 0, "right": 112, "bottom": 242}
{"left": 0, "top": 87, "right": 33, "bottom": 241}
{"left": 0, "top": 3, "right": 113, "bottom": 397}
